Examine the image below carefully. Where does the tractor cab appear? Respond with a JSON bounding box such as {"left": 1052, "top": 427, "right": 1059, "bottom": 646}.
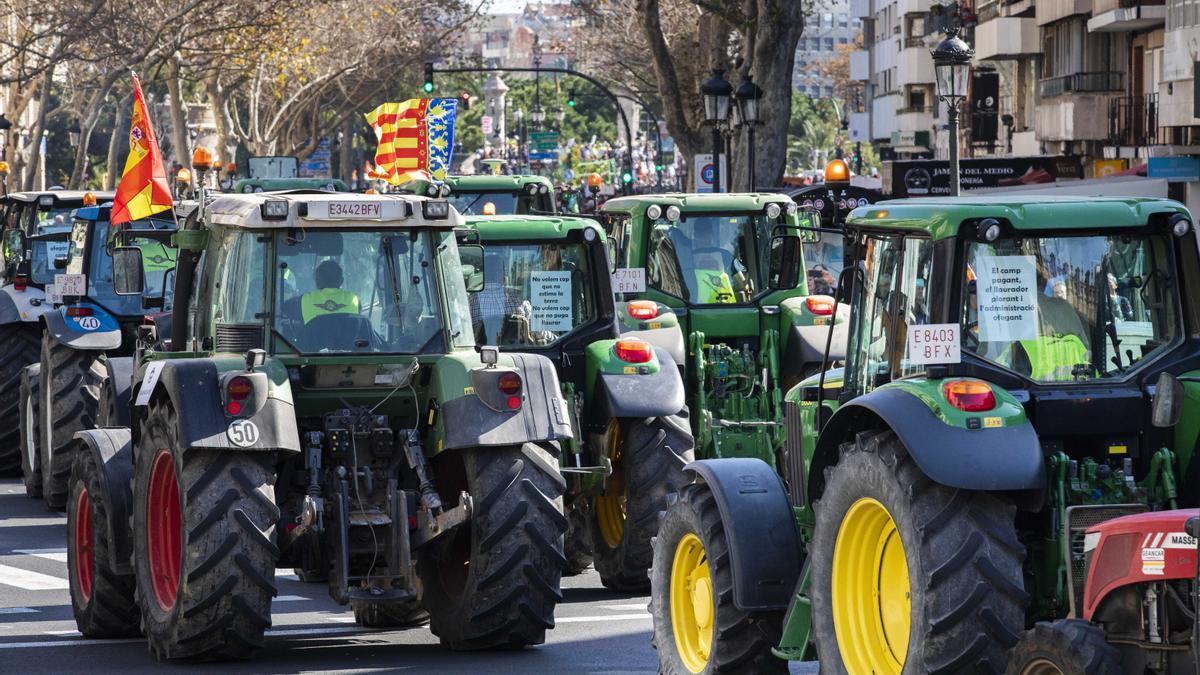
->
{"left": 403, "top": 174, "right": 557, "bottom": 216}
{"left": 599, "top": 192, "right": 843, "bottom": 466}
{"left": 1, "top": 190, "right": 115, "bottom": 284}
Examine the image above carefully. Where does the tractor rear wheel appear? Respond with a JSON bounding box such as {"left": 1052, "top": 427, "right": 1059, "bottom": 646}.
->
{"left": 649, "top": 481, "right": 787, "bottom": 674}
{"left": 810, "top": 430, "right": 1026, "bottom": 675}
{"left": 0, "top": 323, "right": 41, "bottom": 475}
{"left": 419, "top": 442, "right": 566, "bottom": 650}
{"left": 350, "top": 599, "right": 429, "bottom": 628}
{"left": 39, "top": 332, "right": 104, "bottom": 510}
{"left": 133, "top": 400, "right": 279, "bottom": 660}
{"left": 67, "top": 447, "right": 139, "bottom": 637}
{"left": 593, "top": 412, "right": 694, "bottom": 591}
{"left": 1005, "top": 620, "right": 1121, "bottom": 675}
{"left": 19, "top": 365, "right": 41, "bottom": 498}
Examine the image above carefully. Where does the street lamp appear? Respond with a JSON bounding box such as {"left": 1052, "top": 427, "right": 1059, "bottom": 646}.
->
{"left": 555, "top": 107, "right": 565, "bottom": 125}
{"left": 700, "top": 69, "right": 733, "bottom": 193}
{"left": 735, "top": 74, "right": 764, "bottom": 192}
{"left": 931, "top": 28, "right": 973, "bottom": 196}
{"left": 531, "top": 107, "right": 546, "bottom": 126}
{"left": 68, "top": 119, "right": 82, "bottom": 147}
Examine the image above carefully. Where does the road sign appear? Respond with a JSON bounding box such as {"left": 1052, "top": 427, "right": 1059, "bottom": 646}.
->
{"left": 694, "top": 153, "right": 726, "bottom": 193}
{"left": 481, "top": 115, "right": 493, "bottom": 134}
{"left": 529, "top": 131, "right": 560, "bottom": 162}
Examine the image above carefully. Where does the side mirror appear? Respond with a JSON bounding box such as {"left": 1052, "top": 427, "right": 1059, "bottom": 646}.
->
{"left": 112, "top": 246, "right": 145, "bottom": 296}
{"left": 459, "top": 244, "right": 485, "bottom": 293}
{"left": 1151, "top": 371, "right": 1184, "bottom": 428}
{"left": 3, "top": 229, "right": 26, "bottom": 263}
{"left": 53, "top": 254, "right": 69, "bottom": 269}
{"left": 767, "top": 235, "right": 802, "bottom": 290}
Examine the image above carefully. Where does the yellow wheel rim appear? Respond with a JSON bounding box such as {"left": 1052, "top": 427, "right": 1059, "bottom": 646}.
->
{"left": 831, "top": 497, "right": 911, "bottom": 675}
{"left": 670, "top": 532, "right": 713, "bottom": 673}
{"left": 595, "top": 419, "right": 625, "bottom": 549}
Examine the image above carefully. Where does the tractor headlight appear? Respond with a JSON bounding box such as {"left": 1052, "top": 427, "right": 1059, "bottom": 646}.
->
{"left": 786, "top": 202, "right": 799, "bottom": 216}
{"left": 666, "top": 205, "right": 681, "bottom": 221}
{"left": 766, "top": 203, "right": 782, "bottom": 219}
{"left": 977, "top": 218, "right": 1002, "bottom": 242}
{"left": 423, "top": 199, "right": 450, "bottom": 219}
{"left": 260, "top": 199, "right": 289, "bottom": 220}
{"left": 539, "top": 184, "right": 549, "bottom": 194}
{"left": 646, "top": 204, "right": 662, "bottom": 220}
{"left": 1170, "top": 213, "right": 1192, "bottom": 237}
{"left": 526, "top": 183, "right": 539, "bottom": 195}
{"left": 583, "top": 226, "right": 598, "bottom": 242}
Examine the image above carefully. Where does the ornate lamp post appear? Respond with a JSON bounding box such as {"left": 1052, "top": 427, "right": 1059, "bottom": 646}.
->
{"left": 700, "top": 69, "right": 733, "bottom": 193}
{"left": 734, "top": 74, "right": 764, "bottom": 192}
{"left": 931, "top": 28, "right": 973, "bottom": 196}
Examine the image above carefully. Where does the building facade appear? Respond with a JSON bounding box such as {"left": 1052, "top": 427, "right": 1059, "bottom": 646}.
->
{"left": 793, "top": 0, "right": 863, "bottom": 97}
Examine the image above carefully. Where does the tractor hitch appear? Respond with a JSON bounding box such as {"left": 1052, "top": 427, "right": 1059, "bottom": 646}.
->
{"left": 413, "top": 492, "right": 473, "bottom": 548}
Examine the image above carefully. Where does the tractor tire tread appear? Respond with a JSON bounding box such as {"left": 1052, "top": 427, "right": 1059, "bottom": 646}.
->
{"left": 1004, "top": 619, "right": 1122, "bottom": 675}
{"left": 40, "top": 331, "right": 104, "bottom": 510}
{"left": 0, "top": 324, "right": 41, "bottom": 475}
{"left": 19, "top": 364, "right": 42, "bottom": 497}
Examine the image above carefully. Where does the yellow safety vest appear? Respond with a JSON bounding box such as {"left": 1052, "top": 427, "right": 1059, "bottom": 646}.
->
{"left": 694, "top": 269, "right": 736, "bottom": 304}
{"left": 301, "top": 288, "right": 360, "bottom": 324}
{"left": 1011, "top": 334, "right": 1090, "bottom": 381}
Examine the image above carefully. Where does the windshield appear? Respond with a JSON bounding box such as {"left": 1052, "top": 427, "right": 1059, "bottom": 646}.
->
{"left": 963, "top": 234, "right": 1179, "bottom": 382}
{"left": 647, "top": 213, "right": 778, "bottom": 304}
{"left": 33, "top": 207, "right": 74, "bottom": 233}
{"left": 806, "top": 230, "right": 845, "bottom": 296}
{"left": 67, "top": 219, "right": 176, "bottom": 314}
{"left": 450, "top": 191, "right": 520, "bottom": 216}
{"left": 467, "top": 241, "right": 598, "bottom": 347}
{"left": 273, "top": 230, "right": 448, "bottom": 354}
{"left": 29, "top": 235, "right": 70, "bottom": 285}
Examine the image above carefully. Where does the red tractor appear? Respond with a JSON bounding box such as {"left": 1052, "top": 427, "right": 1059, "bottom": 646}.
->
{"left": 1007, "top": 509, "right": 1200, "bottom": 674}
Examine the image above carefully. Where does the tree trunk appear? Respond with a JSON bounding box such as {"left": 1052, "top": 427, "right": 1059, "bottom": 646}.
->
{"left": 70, "top": 73, "right": 120, "bottom": 189}
{"left": 166, "top": 55, "right": 191, "bottom": 168}
{"left": 338, "top": 117, "right": 353, "bottom": 183}
{"left": 104, "top": 92, "right": 132, "bottom": 190}
{"left": 204, "top": 74, "right": 232, "bottom": 167}
{"left": 24, "top": 69, "right": 53, "bottom": 191}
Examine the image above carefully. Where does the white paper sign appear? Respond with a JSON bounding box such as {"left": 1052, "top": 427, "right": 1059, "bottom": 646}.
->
{"left": 611, "top": 267, "right": 646, "bottom": 293}
{"left": 975, "top": 255, "right": 1037, "bottom": 342}
{"left": 906, "top": 323, "right": 961, "bottom": 365}
{"left": 45, "top": 284, "right": 62, "bottom": 305}
{"left": 530, "top": 271, "right": 573, "bottom": 332}
{"left": 135, "top": 361, "right": 166, "bottom": 406}
{"left": 54, "top": 273, "right": 86, "bottom": 297}
{"left": 45, "top": 241, "right": 69, "bottom": 260}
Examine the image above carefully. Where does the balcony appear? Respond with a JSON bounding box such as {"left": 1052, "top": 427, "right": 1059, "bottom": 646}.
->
{"left": 1037, "top": 92, "right": 1124, "bottom": 141}
{"left": 898, "top": 0, "right": 928, "bottom": 16}
{"left": 1038, "top": 71, "right": 1124, "bottom": 98}
{"left": 850, "top": 50, "right": 870, "bottom": 81}
{"left": 1108, "top": 94, "right": 1167, "bottom": 147}
{"left": 850, "top": 0, "right": 872, "bottom": 19}
{"left": 975, "top": 16, "right": 1039, "bottom": 59}
{"left": 1036, "top": 0, "right": 1092, "bottom": 25}
{"left": 1088, "top": 0, "right": 1166, "bottom": 31}
{"left": 896, "top": 45, "right": 935, "bottom": 88}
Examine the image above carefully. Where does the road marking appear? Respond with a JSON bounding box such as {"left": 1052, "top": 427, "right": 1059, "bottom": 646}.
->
{"left": 44, "top": 630, "right": 80, "bottom": 636}
{"left": 327, "top": 616, "right": 357, "bottom": 623}
{"left": 0, "top": 626, "right": 378, "bottom": 650}
{"left": 0, "top": 564, "right": 69, "bottom": 590}
{"left": 13, "top": 548, "right": 68, "bottom": 563}
{"left": 0, "top": 517, "right": 66, "bottom": 528}
{"left": 0, "top": 608, "right": 38, "bottom": 615}
{"left": 274, "top": 595, "right": 308, "bottom": 602}
{"left": 277, "top": 573, "right": 299, "bottom": 580}
{"left": 557, "top": 612, "right": 650, "bottom": 623}
{"left": 601, "top": 603, "right": 649, "bottom": 611}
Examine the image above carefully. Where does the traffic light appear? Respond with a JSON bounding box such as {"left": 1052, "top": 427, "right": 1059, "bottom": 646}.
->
{"left": 621, "top": 170, "right": 633, "bottom": 184}
{"left": 423, "top": 62, "right": 435, "bottom": 94}
{"left": 460, "top": 91, "right": 471, "bottom": 110}
{"left": 567, "top": 89, "right": 576, "bottom": 108}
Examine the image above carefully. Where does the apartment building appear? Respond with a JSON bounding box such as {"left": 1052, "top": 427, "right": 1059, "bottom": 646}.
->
{"left": 793, "top": 0, "right": 863, "bottom": 97}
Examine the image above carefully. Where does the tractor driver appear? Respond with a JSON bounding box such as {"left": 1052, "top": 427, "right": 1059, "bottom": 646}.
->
{"left": 684, "top": 219, "right": 739, "bottom": 305}
{"left": 1005, "top": 261, "right": 1091, "bottom": 381}
{"left": 301, "top": 260, "right": 361, "bottom": 325}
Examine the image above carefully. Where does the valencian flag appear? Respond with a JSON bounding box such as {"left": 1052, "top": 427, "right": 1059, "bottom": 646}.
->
{"left": 111, "top": 73, "right": 172, "bottom": 225}
{"left": 364, "top": 98, "right": 458, "bottom": 185}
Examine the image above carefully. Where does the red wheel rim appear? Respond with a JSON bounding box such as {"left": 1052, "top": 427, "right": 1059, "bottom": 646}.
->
{"left": 74, "top": 488, "right": 94, "bottom": 602}
{"left": 147, "top": 450, "right": 181, "bottom": 611}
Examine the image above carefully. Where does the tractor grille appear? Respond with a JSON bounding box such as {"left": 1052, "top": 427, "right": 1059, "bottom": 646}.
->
{"left": 1064, "top": 504, "right": 1147, "bottom": 617}
{"left": 783, "top": 401, "right": 806, "bottom": 507}
{"left": 215, "top": 325, "right": 263, "bottom": 353}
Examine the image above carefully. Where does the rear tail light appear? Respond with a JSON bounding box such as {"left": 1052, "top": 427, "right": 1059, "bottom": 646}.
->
{"left": 227, "top": 376, "right": 253, "bottom": 401}
{"left": 506, "top": 395, "right": 522, "bottom": 410}
{"left": 805, "top": 295, "right": 835, "bottom": 316}
{"left": 615, "top": 338, "right": 653, "bottom": 363}
{"left": 627, "top": 300, "right": 659, "bottom": 321}
{"left": 944, "top": 379, "right": 996, "bottom": 412}
{"left": 13, "top": 276, "right": 27, "bottom": 292}
{"left": 498, "top": 372, "right": 522, "bottom": 396}
{"left": 66, "top": 306, "right": 93, "bottom": 317}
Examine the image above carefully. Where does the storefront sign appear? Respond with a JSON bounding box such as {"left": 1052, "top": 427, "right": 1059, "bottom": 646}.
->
{"left": 884, "top": 156, "right": 1083, "bottom": 197}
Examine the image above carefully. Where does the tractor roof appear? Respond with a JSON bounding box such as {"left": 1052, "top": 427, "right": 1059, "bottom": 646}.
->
{"left": 231, "top": 178, "right": 348, "bottom": 193}
{"left": 205, "top": 191, "right": 463, "bottom": 229}
{"left": 402, "top": 174, "right": 554, "bottom": 195}
{"left": 847, "top": 196, "right": 1191, "bottom": 240}
{"left": 464, "top": 214, "right": 606, "bottom": 242}
{"left": 4, "top": 190, "right": 115, "bottom": 205}
{"left": 601, "top": 192, "right": 793, "bottom": 215}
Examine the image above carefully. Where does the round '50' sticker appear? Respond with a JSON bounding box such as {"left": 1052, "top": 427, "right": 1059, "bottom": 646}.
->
{"left": 227, "top": 419, "right": 260, "bottom": 447}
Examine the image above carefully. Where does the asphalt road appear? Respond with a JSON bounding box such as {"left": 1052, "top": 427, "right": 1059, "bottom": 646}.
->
{"left": 0, "top": 478, "right": 818, "bottom": 673}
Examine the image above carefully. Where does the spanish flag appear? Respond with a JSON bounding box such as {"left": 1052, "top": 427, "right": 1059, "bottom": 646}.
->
{"left": 111, "top": 73, "right": 172, "bottom": 225}
{"left": 364, "top": 98, "right": 458, "bottom": 186}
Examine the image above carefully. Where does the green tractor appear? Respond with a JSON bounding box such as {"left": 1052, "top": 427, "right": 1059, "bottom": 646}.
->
{"left": 598, "top": 193, "right": 845, "bottom": 470}
{"left": 402, "top": 174, "right": 557, "bottom": 216}
{"left": 231, "top": 177, "right": 349, "bottom": 194}
{"left": 65, "top": 192, "right": 571, "bottom": 659}
{"left": 459, "top": 214, "right": 693, "bottom": 588}
{"left": 649, "top": 196, "right": 1200, "bottom": 673}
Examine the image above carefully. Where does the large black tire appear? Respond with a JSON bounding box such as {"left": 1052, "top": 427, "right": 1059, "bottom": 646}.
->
{"left": 592, "top": 412, "right": 694, "bottom": 591}
{"left": 96, "top": 371, "right": 121, "bottom": 428}
{"left": 1005, "top": 620, "right": 1121, "bottom": 675}
{"left": 563, "top": 499, "right": 593, "bottom": 576}
{"left": 133, "top": 400, "right": 279, "bottom": 660}
{"left": 810, "top": 430, "right": 1026, "bottom": 674}
{"left": 67, "top": 447, "right": 139, "bottom": 637}
{"left": 649, "top": 481, "right": 787, "bottom": 674}
{"left": 350, "top": 599, "right": 429, "bottom": 628}
{"left": 419, "top": 442, "right": 567, "bottom": 650}
{"left": 0, "top": 323, "right": 42, "bottom": 475}
{"left": 39, "top": 331, "right": 105, "bottom": 510}
{"left": 19, "top": 364, "right": 42, "bottom": 498}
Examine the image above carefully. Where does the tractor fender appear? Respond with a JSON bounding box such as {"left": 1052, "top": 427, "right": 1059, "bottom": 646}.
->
{"left": 73, "top": 428, "right": 135, "bottom": 575}
{"left": 103, "top": 356, "right": 134, "bottom": 427}
{"left": 0, "top": 285, "right": 52, "bottom": 324}
{"left": 784, "top": 314, "right": 849, "bottom": 368}
{"left": 618, "top": 325, "right": 685, "bottom": 367}
{"left": 134, "top": 358, "right": 301, "bottom": 454}
{"left": 591, "top": 346, "right": 685, "bottom": 421}
{"left": 42, "top": 303, "right": 121, "bottom": 350}
{"left": 439, "top": 352, "right": 574, "bottom": 451}
{"left": 684, "top": 458, "right": 802, "bottom": 612}
{"left": 809, "top": 386, "right": 1045, "bottom": 500}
